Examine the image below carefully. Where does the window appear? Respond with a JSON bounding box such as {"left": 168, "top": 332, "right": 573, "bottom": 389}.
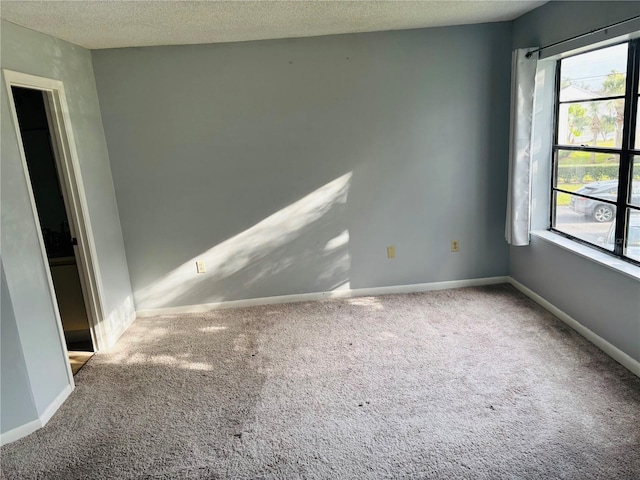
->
{"left": 551, "top": 40, "right": 640, "bottom": 265}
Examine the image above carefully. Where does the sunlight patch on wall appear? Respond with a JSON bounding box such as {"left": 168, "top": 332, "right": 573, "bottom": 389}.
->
{"left": 98, "top": 294, "right": 136, "bottom": 350}
{"left": 324, "top": 229, "right": 349, "bottom": 252}
{"left": 136, "top": 172, "right": 352, "bottom": 308}
{"left": 317, "top": 252, "right": 350, "bottom": 282}
{"left": 332, "top": 281, "right": 351, "bottom": 291}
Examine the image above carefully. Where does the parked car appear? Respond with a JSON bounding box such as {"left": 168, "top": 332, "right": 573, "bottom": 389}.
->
{"left": 600, "top": 212, "right": 640, "bottom": 261}
{"left": 569, "top": 180, "right": 640, "bottom": 223}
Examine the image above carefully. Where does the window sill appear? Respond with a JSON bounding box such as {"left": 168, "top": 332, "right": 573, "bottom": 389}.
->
{"left": 530, "top": 230, "right": 640, "bottom": 281}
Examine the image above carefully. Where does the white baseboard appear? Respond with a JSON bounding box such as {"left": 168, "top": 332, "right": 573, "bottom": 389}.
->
{"left": 136, "top": 276, "right": 510, "bottom": 317}
{"left": 105, "top": 310, "right": 138, "bottom": 351}
{"left": 4, "top": 276, "right": 635, "bottom": 447}
{"left": 508, "top": 277, "right": 640, "bottom": 377}
{"left": 138, "top": 275, "right": 639, "bottom": 377}
{"left": 0, "top": 418, "right": 42, "bottom": 446}
{"left": 0, "top": 383, "right": 73, "bottom": 446}
{"left": 39, "top": 383, "right": 73, "bottom": 426}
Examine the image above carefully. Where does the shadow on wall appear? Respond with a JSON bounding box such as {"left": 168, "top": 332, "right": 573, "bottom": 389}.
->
{"left": 136, "top": 173, "right": 353, "bottom": 309}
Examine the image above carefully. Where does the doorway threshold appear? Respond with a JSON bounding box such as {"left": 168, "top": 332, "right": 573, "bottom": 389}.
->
{"left": 68, "top": 351, "right": 94, "bottom": 375}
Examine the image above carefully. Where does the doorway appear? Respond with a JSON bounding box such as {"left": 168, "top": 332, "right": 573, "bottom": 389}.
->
{"left": 11, "top": 86, "right": 94, "bottom": 375}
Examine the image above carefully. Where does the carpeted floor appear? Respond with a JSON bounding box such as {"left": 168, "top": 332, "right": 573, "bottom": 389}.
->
{"left": 1, "top": 284, "right": 639, "bottom": 479}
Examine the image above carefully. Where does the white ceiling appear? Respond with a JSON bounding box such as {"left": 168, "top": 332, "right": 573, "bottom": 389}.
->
{"left": 0, "top": 1, "right": 546, "bottom": 50}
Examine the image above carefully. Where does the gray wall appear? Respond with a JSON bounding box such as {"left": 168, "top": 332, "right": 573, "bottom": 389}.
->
{"left": 513, "top": 1, "right": 640, "bottom": 50}
{"left": 92, "top": 23, "right": 512, "bottom": 310}
{"left": 1, "top": 20, "right": 134, "bottom": 434}
{"left": 511, "top": 238, "right": 640, "bottom": 361}
{"left": 1, "top": 259, "right": 38, "bottom": 434}
{"left": 511, "top": 2, "right": 640, "bottom": 363}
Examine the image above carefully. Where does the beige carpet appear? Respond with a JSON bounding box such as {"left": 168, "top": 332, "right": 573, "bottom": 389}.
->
{"left": 1, "top": 284, "right": 639, "bottom": 479}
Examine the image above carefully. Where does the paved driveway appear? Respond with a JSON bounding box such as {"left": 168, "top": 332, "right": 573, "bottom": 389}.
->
{"left": 555, "top": 206, "right": 612, "bottom": 244}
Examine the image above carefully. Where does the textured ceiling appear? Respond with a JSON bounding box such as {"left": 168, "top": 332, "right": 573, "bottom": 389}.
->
{"left": 0, "top": 1, "right": 546, "bottom": 50}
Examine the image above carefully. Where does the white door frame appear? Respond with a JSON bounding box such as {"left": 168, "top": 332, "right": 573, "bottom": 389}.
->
{"left": 3, "top": 70, "right": 109, "bottom": 370}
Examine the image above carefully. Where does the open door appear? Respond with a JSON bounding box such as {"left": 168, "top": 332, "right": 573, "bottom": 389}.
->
{"left": 11, "top": 87, "right": 94, "bottom": 374}
{"left": 4, "top": 70, "right": 108, "bottom": 380}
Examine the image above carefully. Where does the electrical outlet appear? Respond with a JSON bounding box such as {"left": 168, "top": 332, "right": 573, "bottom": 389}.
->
{"left": 387, "top": 246, "right": 396, "bottom": 259}
{"left": 196, "top": 260, "right": 206, "bottom": 273}
{"left": 451, "top": 240, "right": 460, "bottom": 252}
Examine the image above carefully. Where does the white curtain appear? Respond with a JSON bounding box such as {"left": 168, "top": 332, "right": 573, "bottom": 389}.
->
{"left": 505, "top": 48, "right": 538, "bottom": 246}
